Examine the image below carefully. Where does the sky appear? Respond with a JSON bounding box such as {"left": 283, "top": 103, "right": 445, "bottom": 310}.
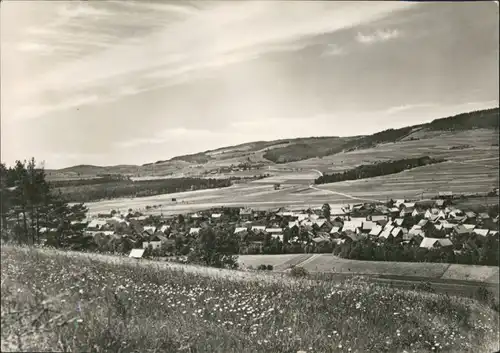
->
{"left": 1, "top": 1, "right": 499, "bottom": 169}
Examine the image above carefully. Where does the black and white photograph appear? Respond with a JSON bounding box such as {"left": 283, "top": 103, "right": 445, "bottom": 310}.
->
{"left": 1, "top": 1, "right": 499, "bottom": 352}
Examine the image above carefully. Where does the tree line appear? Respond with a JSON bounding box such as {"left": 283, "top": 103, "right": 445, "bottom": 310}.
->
{"left": 314, "top": 156, "right": 445, "bottom": 184}
{"left": 333, "top": 237, "right": 499, "bottom": 266}
{"left": 425, "top": 107, "right": 499, "bottom": 131}
{"left": 1, "top": 158, "right": 88, "bottom": 247}
{"left": 49, "top": 175, "right": 130, "bottom": 188}
{"left": 52, "top": 177, "right": 232, "bottom": 203}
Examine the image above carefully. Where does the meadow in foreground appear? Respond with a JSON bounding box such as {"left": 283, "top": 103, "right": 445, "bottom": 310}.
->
{"left": 1, "top": 245, "right": 499, "bottom": 353}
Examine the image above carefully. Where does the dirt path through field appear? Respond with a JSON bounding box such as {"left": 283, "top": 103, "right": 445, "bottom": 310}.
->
{"left": 309, "top": 185, "right": 384, "bottom": 203}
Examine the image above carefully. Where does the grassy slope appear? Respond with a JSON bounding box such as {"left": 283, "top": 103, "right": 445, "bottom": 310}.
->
{"left": 2, "top": 246, "right": 499, "bottom": 353}
{"left": 263, "top": 107, "right": 499, "bottom": 164}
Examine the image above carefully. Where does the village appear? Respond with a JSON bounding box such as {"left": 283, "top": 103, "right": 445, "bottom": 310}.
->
{"left": 46, "top": 193, "right": 499, "bottom": 266}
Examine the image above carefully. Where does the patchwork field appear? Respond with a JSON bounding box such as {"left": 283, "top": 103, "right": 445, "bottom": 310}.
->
{"left": 315, "top": 160, "right": 498, "bottom": 201}
{"left": 285, "top": 129, "right": 498, "bottom": 173}
{"left": 2, "top": 246, "right": 499, "bottom": 353}
{"left": 78, "top": 128, "right": 498, "bottom": 215}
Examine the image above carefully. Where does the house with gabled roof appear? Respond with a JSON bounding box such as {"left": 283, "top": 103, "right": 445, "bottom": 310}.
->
{"left": 142, "top": 226, "right": 156, "bottom": 236}
{"left": 234, "top": 227, "right": 248, "bottom": 235}
{"left": 462, "top": 224, "right": 476, "bottom": 230}
{"left": 394, "top": 199, "right": 405, "bottom": 208}
{"left": 251, "top": 226, "right": 266, "bottom": 234}
{"left": 473, "top": 229, "right": 489, "bottom": 237}
{"left": 411, "top": 209, "right": 422, "bottom": 218}
{"left": 394, "top": 218, "right": 405, "bottom": 227}
{"left": 361, "top": 221, "right": 375, "bottom": 233}
{"left": 378, "top": 228, "right": 393, "bottom": 240}
{"left": 419, "top": 237, "right": 453, "bottom": 249}
{"left": 400, "top": 208, "right": 414, "bottom": 218}
{"left": 330, "top": 226, "right": 342, "bottom": 236}
{"left": 383, "top": 222, "right": 394, "bottom": 231}
{"left": 265, "top": 227, "right": 282, "bottom": 234}
{"left": 376, "top": 219, "right": 389, "bottom": 228}
{"left": 342, "top": 221, "right": 359, "bottom": 233}
{"left": 350, "top": 217, "right": 364, "bottom": 227}
{"left": 389, "top": 207, "right": 401, "bottom": 216}
{"left": 408, "top": 225, "right": 424, "bottom": 238}
{"left": 391, "top": 227, "right": 404, "bottom": 238}
{"left": 368, "top": 215, "right": 390, "bottom": 222}
{"left": 369, "top": 224, "right": 383, "bottom": 236}
{"left": 313, "top": 219, "right": 327, "bottom": 228}
{"left": 288, "top": 221, "right": 299, "bottom": 229}
{"left": 424, "top": 208, "right": 438, "bottom": 219}
{"left": 453, "top": 225, "right": 472, "bottom": 236}
{"left": 342, "top": 230, "right": 360, "bottom": 242}
{"left": 439, "top": 221, "right": 455, "bottom": 231}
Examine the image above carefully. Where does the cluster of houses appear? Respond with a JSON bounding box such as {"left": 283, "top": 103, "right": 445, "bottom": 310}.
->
{"left": 69, "top": 197, "right": 499, "bottom": 254}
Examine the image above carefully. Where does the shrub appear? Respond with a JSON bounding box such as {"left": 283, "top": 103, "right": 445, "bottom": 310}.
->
{"left": 413, "top": 281, "right": 435, "bottom": 293}
{"left": 290, "top": 266, "right": 308, "bottom": 278}
{"left": 256, "top": 264, "right": 273, "bottom": 271}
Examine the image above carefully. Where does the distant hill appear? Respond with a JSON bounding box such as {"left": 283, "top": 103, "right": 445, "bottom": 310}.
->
{"left": 51, "top": 107, "right": 499, "bottom": 176}
{"left": 263, "top": 107, "right": 498, "bottom": 163}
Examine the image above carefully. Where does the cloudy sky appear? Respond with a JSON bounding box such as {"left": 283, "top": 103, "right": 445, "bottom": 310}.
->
{"left": 1, "top": 1, "right": 498, "bottom": 168}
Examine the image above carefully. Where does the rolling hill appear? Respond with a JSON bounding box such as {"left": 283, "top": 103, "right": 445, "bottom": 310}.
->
{"left": 46, "top": 107, "right": 499, "bottom": 180}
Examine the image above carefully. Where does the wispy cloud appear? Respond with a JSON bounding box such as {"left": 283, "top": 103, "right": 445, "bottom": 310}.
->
{"left": 115, "top": 128, "right": 241, "bottom": 148}
{"left": 108, "top": 0, "right": 199, "bottom": 16}
{"left": 10, "top": 95, "right": 101, "bottom": 123}
{"left": 356, "top": 29, "right": 401, "bottom": 44}
{"left": 385, "top": 103, "right": 437, "bottom": 115}
{"left": 3, "top": 1, "right": 417, "bottom": 122}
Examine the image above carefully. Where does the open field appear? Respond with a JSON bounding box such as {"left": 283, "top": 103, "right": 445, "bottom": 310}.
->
{"left": 82, "top": 182, "right": 360, "bottom": 215}
{"left": 238, "top": 255, "right": 500, "bottom": 284}
{"left": 2, "top": 245, "right": 499, "bottom": 353}
{"left": 314, "top": 160, "right": 498, "bottom": 201}
{"left": 79, "top": 128, "right": 498, "bottom": 215}
{"left": 83, "top": 165, "right": 498, "bottom": 215}
{"left": 284, "top": 129, "right": 498, "bottom": 172}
